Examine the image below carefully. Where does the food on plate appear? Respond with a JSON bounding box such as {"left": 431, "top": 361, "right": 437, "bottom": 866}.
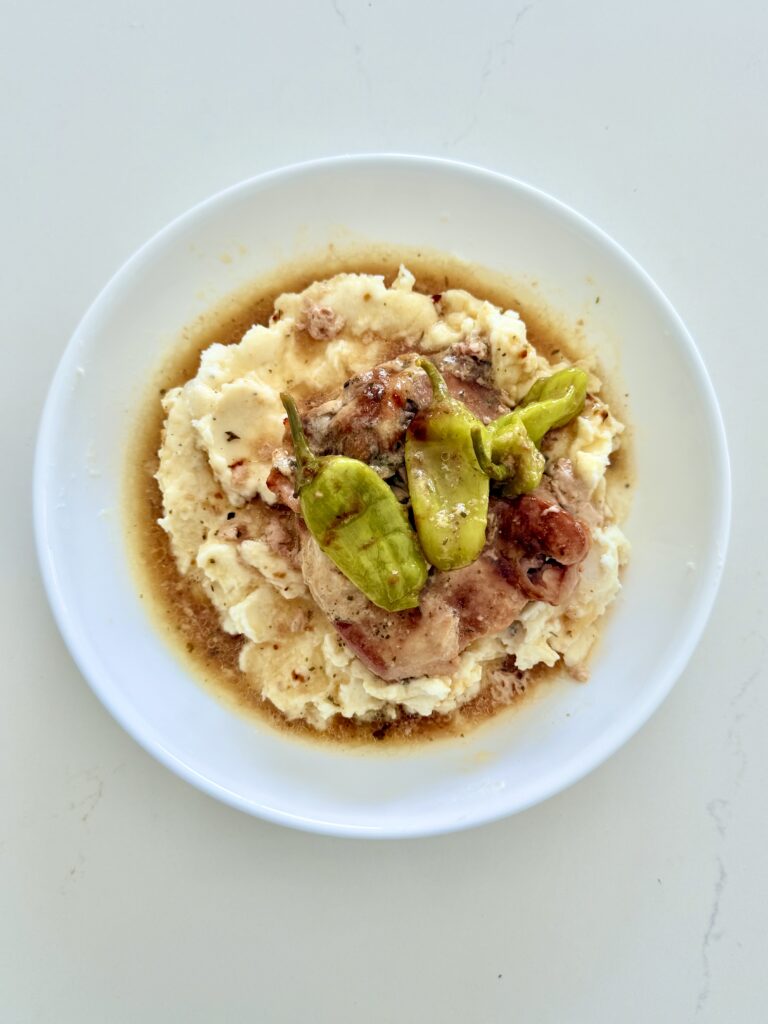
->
{"left": 150, "top": 263, "right": 630, "bottom": 737}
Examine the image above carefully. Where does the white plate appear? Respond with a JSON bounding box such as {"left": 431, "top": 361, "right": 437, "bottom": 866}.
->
{"left": 34, "top": 155, "right": 730, "bottom": 837}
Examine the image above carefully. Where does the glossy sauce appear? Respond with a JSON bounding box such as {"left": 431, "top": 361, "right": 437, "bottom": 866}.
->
{"left": 124, "top": 245, "right": 633, "bottom": 748}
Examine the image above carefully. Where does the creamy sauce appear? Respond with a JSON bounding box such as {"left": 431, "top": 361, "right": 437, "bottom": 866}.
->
{"left": 124, "top": 245, "right": 633, "bottom": 748}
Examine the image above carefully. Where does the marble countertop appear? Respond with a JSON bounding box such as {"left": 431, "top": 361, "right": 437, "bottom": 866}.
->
{"left": 2, "top": 1, "right": 765, "bottom": 1020}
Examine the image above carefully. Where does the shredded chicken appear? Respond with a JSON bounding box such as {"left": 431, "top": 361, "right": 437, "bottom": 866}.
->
{"left": 296, "top": 302, "right": 345, "bottom": 341}
{"left": 266, "top": 464, "right": 300, "bottom": 513}
{"left": 437, "top": 336, "right": 494, "bottom": 387}
{"left": 437, "top": 338, "right": 509, "bottom": 422}
{"left": 261, "top": 510, "right": 301, "bottom": 567}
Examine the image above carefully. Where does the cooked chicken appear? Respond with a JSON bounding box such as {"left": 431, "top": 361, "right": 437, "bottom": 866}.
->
{"left": 266, "top": 464, "right": 300, "bottom": 513}
{"left": 298, "top": 491, "right": 589, "bottom": 681}
{"left": 437, "top": 337, "right": 509, "bottom": 422}
{"left": 541, "top": 457, "right": 602, "bottom": 528}
{"left": 299, "top": 345, "right": 510, "bottom": 478}
{"left": 296, "top": 302, "right": 346, "bottom": 340}
{"left": 437, "top": 336, "right": 495, "bottom": 387}
{"left": 300, "top": 533, "right": 461, "bottom": 680}
{"left": 302, "top": 542, "right": 529, "bottom": 681}
{"left": 489, "top": 492, "right": 590, "bottom": 605}
{"left": 442, "top": 373, "right": 509, "bottom": 423}
{"left": 261, "top": 509, "right": 301, "bottom": 567}
{"left": 303, "top": 353, "right": 432, "bottom": 473}
{"left": 426, "top": 554, "right": 528, "bottom": 647}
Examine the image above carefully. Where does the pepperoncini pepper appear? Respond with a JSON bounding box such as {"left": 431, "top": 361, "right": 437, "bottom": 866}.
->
{"left": 281, "top": 394, "right": 428, "bottom": 612}
{"left": 471, "top": 367, "right": 588, "bottom": 495}
{"left": 471, "top": 418, "right": 545, "bottom": 496}
{"left": 404, "top": 359, "right": 489, "bottom": 571}
{"left": 515, "top": 366, "right": 588, "bottom": 445}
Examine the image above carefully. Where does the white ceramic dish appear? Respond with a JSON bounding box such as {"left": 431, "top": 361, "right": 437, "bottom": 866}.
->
{"left": 34, "top": 155, "right": 730, "bottom": 837}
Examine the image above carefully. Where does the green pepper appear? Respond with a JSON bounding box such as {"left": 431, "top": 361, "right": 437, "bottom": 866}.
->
{"left": 515, "top": 366, "right": 588, "bottom": 445}
{"left": 471, "top": 418, "right": 545, "bottom": 496}
{"left": 281, "top": 394, "right": 428, "bottom": 612}
{"left": 470, "top": 368, "right": 588, "bottom": 495}
{"left": 405, "top": 359, "right": 489, "bottom": 571}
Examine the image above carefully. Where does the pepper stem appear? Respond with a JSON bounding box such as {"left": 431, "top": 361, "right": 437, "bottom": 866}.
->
{"left": 416, "top": 357, "right": 450, "bottom": 402}
{"left": 280, "top": 393, "right": 318, "bottom": 492}
{"left": 470, "top": 425, "right": 509, "bottom": 481}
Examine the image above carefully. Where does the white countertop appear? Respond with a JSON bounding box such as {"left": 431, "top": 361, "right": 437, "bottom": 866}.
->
{"left": 3, "top": 2, "right": 766, "bottom": 1020}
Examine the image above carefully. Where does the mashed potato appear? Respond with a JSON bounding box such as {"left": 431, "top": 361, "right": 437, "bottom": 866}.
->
{"left": 157, "top": 268, "right": 628, "bottom": 730}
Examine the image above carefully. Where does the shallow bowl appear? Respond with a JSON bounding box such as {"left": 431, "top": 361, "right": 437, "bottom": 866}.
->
{"left": 34, "top": 155, "right": 730, "bottom": 837}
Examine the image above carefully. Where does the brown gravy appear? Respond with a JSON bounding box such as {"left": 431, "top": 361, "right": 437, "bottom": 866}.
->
{"left": 124, "top": 245, "right": 632, "bottom": 748}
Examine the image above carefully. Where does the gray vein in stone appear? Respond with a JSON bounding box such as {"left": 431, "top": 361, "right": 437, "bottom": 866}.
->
{"left": 725, "top": 652, "right": 763, "bottom": 790}
{"left": 449, "top": 45, "right": 494, "bottom": 146}
{"left": 500, "top": 1, "right": 536, "bottom": 54}
{"left": 331, "top": 0, "right": 348, "bottom": 28}
{"left": 727, "top": 714, "right": 749, "bottom": 787}
{"left": 696, "top": 858, "right": 727, "bottom": 1014}
{"left": 697, "top": 641, "right": 764, "bottom": 1011}
{"left": 447, "top": 1, "right": 539, "bottom": 146}
{"left": 730, "top": 663, "right": 761, "bottom": 707}
{"left": 331, "top": 0, "right": 374, "bottom": 107}
{"left": 706, "top": 798, "right": 729, "bottom": 838}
